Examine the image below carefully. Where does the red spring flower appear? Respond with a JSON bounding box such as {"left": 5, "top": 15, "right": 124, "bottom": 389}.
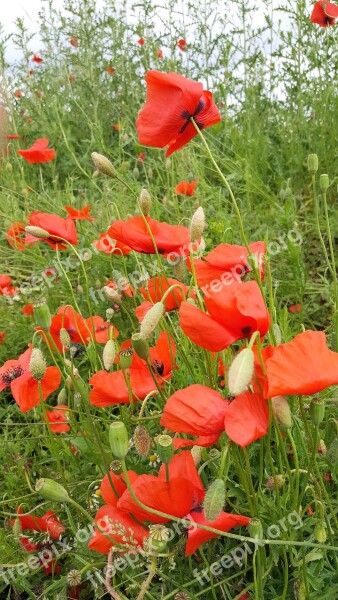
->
{"left": 185, "top": 508, "right": 250, "bottom": 555}
{"left": 6, "top": 221, "right": 26, "bottom": 251}
{"left": 46, "top": 405, "right": 70, "bottom": 433}
{"left": 138, "top": 152, "right": 145, "bottom": 161}
{"left": 88, "top": 505, "right": 149, "bottom": 554}
{"left": 177, "top": 38, "right": 187, "bottom": 51}
{"left": 17, "top": 138, "right": 55, "bottom": 164}
{"left": 261, "top": 330, "right": 338, "bottom": 397}
{"left": 137, "top": 37, "right": 145, "bottom": 45}
{"left": 175, "top": 180, "right": 198, "bottom": 196}
{"left": 157, "top": 49, "right": 164, "bottom": 59}
{"left": 89, "top": 331, "right": 176, "bottom": 407}
{"left": 310, "top": 1, "right": 338, "bottom": 26}
{"left": 25, "top": 211, "right": 78, "bottom": 249}
{"left": 32, "top": 54, "right": 43, "bottom": 63}
{"left": 0, "top": 275, "right": 18, "bottom": 297}
{"left": 22, "top": 303, "right": 34, "bottom": 316}
{"left": 180, "top": 280, "right": 270, "bottom": 352}
{"left": 108, "top": 215, "right": 191, "bottom": 255}
{"left": 136, "top": 70, "right": 221, "bottom": 157}
{"left": 139, "top": 276, "right": 192, "bottom": 312}
{"left": 118, "top": 451, "right": 204, "bottom": 523}
{"left": 6, "top": 134, "right": 20, "bottom": 140}
{"left": 0, "top": 332, "right": 5, "bottom": 344}
{"left": 100, "top": 470, "right": 139, "bottom": 506}
{"left": 106, "top": 66, "right": 116, "bottom": 75}
{"left": 94, "top": 230, "right": 132, "bottom": 255}
{"left": 14, "top": 89, "right": 22, "bottom": 98}
{"left": 289, "top": 303, "right": 301, "bottom": 313}
{"left": 69, "top": 36, "right": 79, "bottom": 47}
{"left": 64, "top": 205, "right": 94, "bottom": 221}
{"left": 113, "top": 123, "right": 120, "bottom": 131}
{"left": 0, "top": 347, "right": 61, "bottom": 412}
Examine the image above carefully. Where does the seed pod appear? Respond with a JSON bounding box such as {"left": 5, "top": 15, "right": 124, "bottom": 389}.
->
{"left": 307, "top": 154, "right": 318, "bottom": 174}
{"left": 67, "top": 570, "right": 82, "bottom": 586}
{"left": 139, "top": 302, "right": 165, "bottom": 339}
{"left": 319, "top": 174, "right": 329, "bottom": 192}
{"left": 248, "top": 517, "right": 263, "bottom": 541}
{"left": 106, "top": 308, "right": 115, "bottom": 321}
{"left": 149, "top": 524, "right": 170, "bottom": 553}
{"left": 132, "top": 333, "right": 150, "bottom": 360}
{"left": 203, "top": 478, "right": 225, "bottom": 522}
{"left": 103, "top": 339, "right": 116, "bottom": 371}
{"left": 33, "top": 302, "right": 51, "bottom": 330}
{"left": 310, "top": 398, "right": 325, "bottom": 426}
{"left": 120, "top": 348, "right": 133, "bottom": 369}
{"left": 35, "top": 478, "right": 70, "bottom": 502}
{"left": 271, "top": 395, "right": 292, "bottom": 428}
{"left": 157, "top": 434, "right": 174, "bottom": 464}
{"left": 134, "top": 426, "right": 151, "bottom": 457}
{"left": 228, "top": 348, "right": 254, "bottom": 396}
{"left": 109, "top": 422, "right": 129, "bottom": 459}
{"left": 91, "top": 152, "right": 116, "bottom": 178}
{"left": 29, "top": 348, "right": 47, "bottom": 380}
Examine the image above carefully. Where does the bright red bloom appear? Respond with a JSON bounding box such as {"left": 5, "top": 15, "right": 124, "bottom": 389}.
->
{"left": 175, "top": 180, "right": 198, "bottom": 196}
{"left": 18, "top": 138, "right": 55, "bottom": 164}
{"left": 32, "top": 54, "right": 43, "bottom": 63}
{"left": 22, "top": 303, "right": 34, "bottom": 315}
{"left": 100, "top": 470, "right": 139, "bottom": 506}
{"left": 180, "top": 280, "right": 270, "bottom": 352}
{"left": 89, "top": 331, "right": 176, "bottom": 407}
{"left": 46, "top": 405, "right": 70, "bottom": 433}
{"left": 139, "top": 276, "right": 192, "bottom": 312}
{"left": 185, "top": 509, "right": 250, "bottom": 555}
{"left": 108, "top": 215, "right": 191, "bottom": 255}
{"left": 113, "top": 123, "right": 120, "bottom": 131}
{"left": 88, "top": 505, "right": 149, "bottom": 554}
{"left": 138, "top": 152, "right": 145, "bottom": 161}
{"left": 177, "top": 38, "right": 187, "bottom": 51}
{"left": 106, "top": 66, "right": 116, "bottom": 75}
{"left": 94, "top": 230, "right": 132, "bottom": 255}
{"left": 6, "top": 221, "right": 26, "bottom": 251}
{"left": 138, "top": 37, "right": 145, "bottom": 45}
{"left": 118, "top": 451, "right": 204, "bottom": 523}
{"left": 0, "top": 347, "right": 61, "bottom": 412}
{"left": 6, "top": 134, "right": 20, "bottom": 140}
{"left": 223, "top": 391, "right": 269, "bottom": 447}
{"left": 14, "top": 89, "right": 22, "bottom": 98}
{"left": 289, "top": 303, "right": 301, "bottom": 313}
{"left": 64, "top": 205, "right": 94, "bottom": 221}
{"left": 25, "top": 211, "right": 78, "bottom": 249}
{"left": 69, "top": 36, "right": 79, "bottom": 47}
{"left": 157, "top": 49, "right": 163, "bottom": 59}
{"left": 310, "top": 1, "right": 338, "bottom": 26}
{"left": 0, "top": 332, "right": 5, "bottom": 344}
{"left": 136, "top": 71, "right": 221, "bottom": 157}
{"left": 0, "top": 275, "right": 18, "bottom": 297}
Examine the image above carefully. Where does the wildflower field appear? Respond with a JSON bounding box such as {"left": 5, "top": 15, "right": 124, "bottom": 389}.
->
{"left": 0, "top": 0, "right": 338, "bottom": 598}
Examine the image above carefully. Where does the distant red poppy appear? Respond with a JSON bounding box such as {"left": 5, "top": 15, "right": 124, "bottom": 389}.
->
{"left": 32, "top": 54, "right": 43, "bottom": 63}
{"left": 88, "top": 505, "right": 149, "bottom": 554}
{"left": 46, "top": 405, "right": 70, "bottom": 433}
{"left": 25, "top": 211, "right": 78, "bottom": 249}
{"left": 177, "top": 39, "right": 187, "bottom": 51}
{"left": 89, "top": 331, "right": 176, "bottom": 407}
{"left": 94, "top": 230, "right": 132, "bottom": 255}
{"left": 69, "top": 36, "right": 79, "bottom": 47}
{"left": 6, "top": 134, "right": 20, "bottom": 140}
{"left": 14, "top": 89, "right": 22, "bottom": 98}
{"left": 64, "top": 205, "right": 94, "bottom": 221}
{"left": 138, "top": 152, "right": 145, "bottom": 162}
{"left": 310, "top": 1, "right": 338, "bottom": 26}
{"left": 136, "top": 71, "right": 221, "bottom": 157}
{"left": 139, "top": 276, "right": 192, "bottom": 312}
{"left": 138, "top": 37, "right": 145, "bottom": 45}
{"left": 106, "top": 66, "right": 116, "bottom": 75}
{"left": 289, "top": 303, "right": 301, "bottom": 313}
{"left": 175, "top": 180, "right": 198, "bottom": 196}
{"left": 157, "top": 49, "right": 163, "bottom": 59}
{"left": 18, "top": 138, "right": 55, "bottom": 164}
{"left": 22, "top": 303, "right": 34, "bottom": 316}
{"left": 0, "top": 275, "right": 18, "bottom": 297}
{"left": 180, "top": 280, "right": 270, "bottom": 352}
{"left": 113, "top": 123, "right": 119, "bottom": 131}
{"left": 185, "top": 509, "right": 250, "bottom": 555}
{"left": 0, "top": 332, "right": 5, "bottom": 344}
{"left": 108, "top": 215, "right": 191, "bottom": 255}
{"left": 0, "top": 347, "right": 61, "bottom": 412}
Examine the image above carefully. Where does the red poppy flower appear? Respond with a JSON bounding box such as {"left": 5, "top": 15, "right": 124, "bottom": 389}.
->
{"left": 46, "top": 405, "right": 70, "bottom": 433}
{"left": 118, "top": 451, "right": 204, "bottom": 523}
{"left": 88, "top": 505, "right": 149, "bottom": 554}
{"left": 94, "top": 230, "right": 132, "bottom": 255}
{"left": 180, "top": 280, "right": 270, "bottom": 352}
{"left": 22, "top": 303, "right": 34, "bottom": 316}
{"left": 157, "top": 49, "right": 164, "bottom": 59}
{"left": 106, "top": 66, "right": 116, "bottom": 75}
{"left": 100, "top": 470, "right": 139, "bottom": 506}
{"left": 261, "top": 330, "right": 338, "bottom": 397}
{"left": 137, "top": 37, "right": 145, "bottom": 45}
{"left": 108, "top": 215, "right": 191, "bottom": 255}
{"left": 310, "top": 1, "right": 338, "bottom": 26}
{"left": 139, "top": 276, "right": 191, "bottom": 311}
{"left": 69, "top": 36, "right": 79, "bottom": 47}
{"left": 185, "top": 508, "right": 250, "bottom": 555}
{"left": 32, "top": 54, "right": 43, "bottom": 63}
{"left": 25, "top": 211, "right": 77, "bottom": 249}
{"left": 105, "top": 279, "right": 134, "bottom": 298}
{"left": 136, "top": 71, "right": 221, "bottom": 157}
{"left": 0, "top": 275, "right": 18, "bottom": 297}
{"left": 138, "top": 152, "right": 145, "bottom": 161}
{"left": 64, "top": 205, "right": 94, "bottom": 221}
{"left": 14, "top": 89, "right": 22, "bottom": 98}
{"left": 113, "top": 123, "right": 119, "bottom": 131}
{"left": 223, "top": 390, "right": 269, "bottom": 447}
{"left": 0, "top": 332, "right": 5, "bottom": 344}
{"left": 0, "top": 347, "right": 61, "bottom": 412}
{"left": 89, "top": 331, "right": 176, "bottom": 407}
{"left": 18, "top": 138, "right": 55, "bottom": 164}
{"left": 175, "top": 180, "right": 198, "bottom": 196}
{"left": 6, "top": 134, "right": 20, "bottom": 140}
{"left": 289, "top": 303, "right": 301, "bottom": 313}
{"left": 177, "top": 39, "right": 187, "bottom": 51}
{"left": 6, "top": 221, "right": 26, "bottom": 251}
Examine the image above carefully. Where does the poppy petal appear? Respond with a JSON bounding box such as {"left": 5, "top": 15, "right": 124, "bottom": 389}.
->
{"left": 223, "top": 391, "right": 269, "bottom": 447}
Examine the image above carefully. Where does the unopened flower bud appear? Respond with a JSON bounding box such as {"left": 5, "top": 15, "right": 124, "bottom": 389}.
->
{"left": 190, "top": 207, "right": 205, "bottom": 242}
{"left": 35, "top": 478, "right": 70, "bottom": 502}
{"left": 120, "top": 348, "right": 133, "bottom": 369}
{"left": 157, "top": 434, "right": 174, "bottom": 464}
{"left": 109, "top": 422, "right": 129, "bottom": 459}
{"left": 91, "top": 152, "right": 116, "bottom": 178}
{"left": 104, "top": 286, "right": 122, "bottom": 305}
{"left": 60, "top": 327, "right": 71, "bottom": 349}
{"left": 139, "top": 188, "right": 152, "bottom": 216}
{"left": 134, "top": 425, "right": 151, "bottom": 457}
{"left": 139, "top": 302, "right": 165, "bottom": 339}
{"left": 310, "top": 398, "right": 325, "bottom": 426}
{"left": 319, "top": 174, "right": 329, "bottom": 192}
{"left": 77, "top": 284, "right": 84, "bottom": 296}
{"left": 5, "top": 162, "right": 13, "bottom": 173}
{"left": 133, "top": 166, "right": 140, "bottom": 179}
{"left": 272, "top": 323, "right": 282, "bottom": 345}
{"left": 271, "top": 395, "right": 292, "bottom": 428}
{"left": 314, "top": 522, "right": 327, "bottom": 543}
{"left": 12, "top": 518, "right": 22, "bottom": 539}
{"left": 103, "top": 339, "right": 116, "bottom": 370}
{"left": 267, "top": 474, "right": 284, "bottom": 490}
{"left": 317, "top": 439, "right": 327, "bottom": 456}
{"left": 191, "top": 445, "right": 203, "bottom": 467}
{"left": 147, "top": 167, "right": 153, "bottom": 179}
{"left": 106, "top": 308, "right": 115, "bottom": 321}
{"left": 203, "top": 478, "right": 225, "bottom": 522}
{"left": 25, "top": 225, "right": 50, "bottom": 239}
{"left": 29, "top": 348, "right": 47, "bottom": 380}
{"left": 57, "top": 388, "right": 67, "bottom": 405}
{"left": 33, "top": 302, "right": 51, "bottom": 330}
{"left": 132, "top": 333, "right": 150, "bottom": 360}
{"left": 173, "top": 258, "right": 186, "bottom": 281}
{"left": 228, "top": 348, "right": 254, "bottom": 396}
{"left": 248, "top": 517, "right": 263, "bottom": 541}
{"left": 307, "top": 154, "right": 318, "bottom": 174}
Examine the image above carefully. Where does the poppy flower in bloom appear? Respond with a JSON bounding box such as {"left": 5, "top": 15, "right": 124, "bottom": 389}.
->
{"left": 14, "top": 89, "right": 22, "bottom": 98}
{"left": 106, "top": 66, "right": 116, "bottom": 75}
{"left": 32, "top": 54, "right": 43, "bottom": 63}
{"left": 69, "top": 36, "right": 79, "bottom": 47}
{"left": 25, "top": 211, "right": 78, "bottom": 249}
{"left": 138, "top": 276, "right": 192, "bottom": 314}
{"left": 136, "top": 71, "right": 221, "bottom": 157}
{"left": 310, "top": 1, "right": 338, "bottom": 26}
{"left": 89, "top": 331, "right": 176, "bottom": 407}
{"left": 138, "top": 152, "right": 145, "bottom": 161}
{"left": 46, "top": 405, "right": 70, "bottom": 433}
{"left": 94, "top": 230, "right": 132, "bottom": 255}
{"left": 0, "top": 275, "right": 18, "bottom": 297}
{"left": 180, "top": 280, "right": 270, "bottom": 352}
{"left": 6, "top": 222, "right": 26, "bottom": 251}
{"left": 185, "top": 508, "right": 250, "bottom": 555}
{"left": 118, "top": 451, "right": 204, "bottom": 523}
{"left": 175, "top": 180, "right": 198, "bottom": 196}
{"left": 157, "top": 49, "right": 163, "bottom": 59}
{"left": 88, "top": 505, "right": 149, "bottom": 554}
{"left": 113, "top": 123, "right": 120, "bottom": 131}
{"left": 0, "top": 332, "right": 5, "bottom": 344}
{"left": 289, "top": 303, "right": 301, "bottom": 313}
{"left": 64, "top": 205, "right": 94, "bottom": 222}
{"left": 138, "top": 37, "right": 145, "bottom": 45}
{"left": 17, "top": 138, "right": 55, "bottom": 164}
{"left": 177, "top": 39, "right": 187, "bottom": 51}
{"left": 6, "top": 134, "right": 20, "bottom": 140}
{"left": 22, "top": 303, "right": 34, "bottom": 316}
{"left": 0, "top": 347, "right": 61, "bottom": 412}
{"left": 108, "top": 215, "right": 191, "bottom": 255}
{"left": 100, "top": 470, "right": 139, "bottom": 506}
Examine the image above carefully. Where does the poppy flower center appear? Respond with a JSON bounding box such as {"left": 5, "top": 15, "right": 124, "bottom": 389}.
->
{"left": 152, "top": 360, "right": 165, "bottom": 375}
{"left": 1, "top": 366, "right": 25, "bottom": 385}
{"left": 241, "top": 325, "right": 252, "bottom": 337}
{"left": 179, "top": 97, "right": 206, "bottom": 133}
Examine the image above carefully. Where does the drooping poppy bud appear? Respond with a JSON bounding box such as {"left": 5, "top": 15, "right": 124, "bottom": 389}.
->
{"left": 59, "top": 327, "right": 71, "bottom": 349}
{"left": 25, "top": 225, "right": 50, "bottom": 238}
{"left": 35, "top": 478, "right": 70, "bottom": 502}
{"left": 109, "top": 422, "right": 129, "bottom": 459}
{"left": 203, "top": 478, "right": 225, "bottom": 522}
{"left": 139, "top": 188, "right": 152, "bottom": 216}
{"left": 314, "top": 522, "right": 327, "bottom": 543}
{"left": 91, "top": 152, "right": 116, "bottom": 178}
{"left": 228, "top": 348, "right": 254, "bottom": 396}
{"left": 190, "top": 207, "right": 205, "bottom": 243}
{"left": 103, "top": 339, "right": 116, "bottom": 371}
{"left": 327, "top": 437, "right": 338, "bottom": 466}
{"left": 271, "top": 395, "right": 292, "bottom": 428}
{"left": 57, "top": 388, "right": 67, "bottom": 405}
{"left": 104, "top": 286, "right": 122, "bottom": 305}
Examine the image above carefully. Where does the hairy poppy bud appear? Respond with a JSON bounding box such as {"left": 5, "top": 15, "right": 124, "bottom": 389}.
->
{"left": 173, "top": 258, "right": 186, "bottom": 281}
{"left": 248, "top": 517, "right": 263, "bottom": 541}
{"left": 134, "top": 425, "right": 151, "bottom": 457}
{"left": 319, "top": 174, "right": 329, "bottom": 192}
{"left": 327, "top": 437, "right": 338, "bottom": 466}
{"left": 132, "top": 333, "right": 150, "bottom": 360}
{"left": 104, "top": 286, "right": 122, "bottom": 305}
{"left": 103, "top": 339, "right": 116, "bottom": 371}
{"left": 307, "top": 154, "right": 318, "bottom": 174}
{"left": 149, "top": 524, "right": 170, "bottom": 553}
{"left": 310, "top": 398, "right": 325, "bottom": 426}
{"left": 133, "top": 166, "right": 140, "bottom": 179}
{"left": 29, "top": 348, "right": 47, "bottom": 380}
{"left": 25, "top": 225, "right": 50, "bottom": 239}
{"left": 314, "top": 522, "right": 327, "bottom": 543}
{"left": 191, "top": 445, "right": 203, "bottom": 467}
{"left": 139, "top": 188, "right": 152, "bottom": 216}
{"left": 228, "top": 348, "right": 254, "bottom": 396}
{"left": 91, "top": 152, "right": 116, "bottom": 178}
{"left": 35, "top": 478, "right": 70, "bottom": 502}
{"left": 59, "top": 327, "right": 71, "bottom": 349}
{"left": 157, "top": 434, "right": 174, "bottom": 464}
{"left": 106, "top": 308, "right": 115, "bottom": 321}
{"left": 12, "top": 518, "right": 22, "bottom": 539}
{"left": 271, "top": 395, "right": 292, "bottom": 428}
{"left": 57, "top": 388, "right": 67, "bottom": 405}
{"left": 109, "top": 421, "right": 129, "bottom": 459}
{"left": 33, "top": 302, "right": 51, "bottom": 330}
{"left": 203, "top": 478, "right": 225, "bottom": 522}
{"left": 190, "top": 206, "right": 205, "bottom": 243}
{"left": 272, "top": 323, "right": 282, "bottom": 346}
{"left": 120, "top": 348, "right": 133, "bottom": 369}
{"left": 317, "top": 439, "right": 327, "bottom": 456}
{"left": 267, "top": 474, "right": 284, "bottom": 490}
{"left": 139, "top": 302, "right": 165, "bottom": 339}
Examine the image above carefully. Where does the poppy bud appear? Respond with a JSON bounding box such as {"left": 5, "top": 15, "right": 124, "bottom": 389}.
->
{"left": 191, "top": 445, "right": 203, "bottom": 467}
{"left": 327, "top": 437, "right": 338, "bottom": 466}
{"left": 120, "top": 348, "right": 133, "bottom": 369}
{"left": 190, "top": 206, "right": 205, "bottom": 242}
{"left": 33, "top": 302, "right": 51, "bottom": 330}
{"left": 139, "top": 188, "right": 152, "bottom": 216}
{"left": 203, "top": 478, "right": 225, "bottom": 522}
{"left": 314, "top": 522, "right": 327, "bottom": 543}
{"left": 35, "top": 478, "right": 70, "bottom": 502}
{"left": 307, "top": 154, "right": 318, "bottom": 174}
{"left": 12, "top": 518, "right": 22, "bottom": 539}
{"left": 59, "top": 327, "right": 71, "bottom": 349}
{"left": 317, "top": 439, "right": 327, "bottom": 456}
{"left": 271, "top": 395, "right": 292, "bottom": 428}
{"left": 91, "top": 152, "right": 116, "bottom": 178}
{"left": 248, "top": 518, "right": 263, "bottom": 541}
{"left": 104, "top": 286, "right": 122, "bottom": 305}
{"left": 139, "top": 302, "right": 165, "bottom": 339}
{"left": 147, "top": 167, "right": 153, "bottom": 179}
{"left": 266, "top": 474, "right": 284, "bottom": 490}
{"left": 272, "top": 323, "right": 282, "bottom": 346}
{"left": 76, "top": 284, "right": 84, "bottom": 296}
{"left": 103, "top": 339, "right": 116, "bottom": 371}
{"left": 148, "top": 524, "right": 170, "bottom": 553}
{"left": 57, "top": 388, "right": 67, "bottom": 405}
{"left": 133, "top": 167, "right": 140, "bottom": 179}
{"left": 228, "top": 348, "right": 254, "bottom": 396}
{"left": 5, "top": 162, "right": 13, "bottom": 173}
{"left": 134, "top": 425, "right": 151, "bottom": 457}
{"left": 29, "top": 348, "right": 47, "bottom": 380}
{"left": 156, "top": 434, "right": 174, "bottom": 464}
{"left": 319, "top": 174, "right": 329, "bottom": 192}
{"left": 310, "top": 397, "right": 325, "bottom": 426}
{"left": 109, "top": 421, "right": 129, "bottom": 459}
{"left": 25, "top": 225, "right": 50, "bottom": 239}
{"left": 106, "top": 308, "right": 115, "bottom": 321}
{"left": 132, "top": 333, "right": 150, "bottom": 360}
{"left": 173, "top": 258, "right": 186, "bottom": 281}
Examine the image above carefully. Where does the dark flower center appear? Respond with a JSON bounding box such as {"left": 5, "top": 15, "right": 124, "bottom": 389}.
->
{"left": 179, "top": 97, "right": 206, "bottom": 133}
{"left": 152, "top": 360, "right": 164, "bottom": 376}
{"left": 1, "top": 366, "right": 25, "bottom": 386}
{"left": 241, "top": 325, "right": 252, "bottom": 337}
